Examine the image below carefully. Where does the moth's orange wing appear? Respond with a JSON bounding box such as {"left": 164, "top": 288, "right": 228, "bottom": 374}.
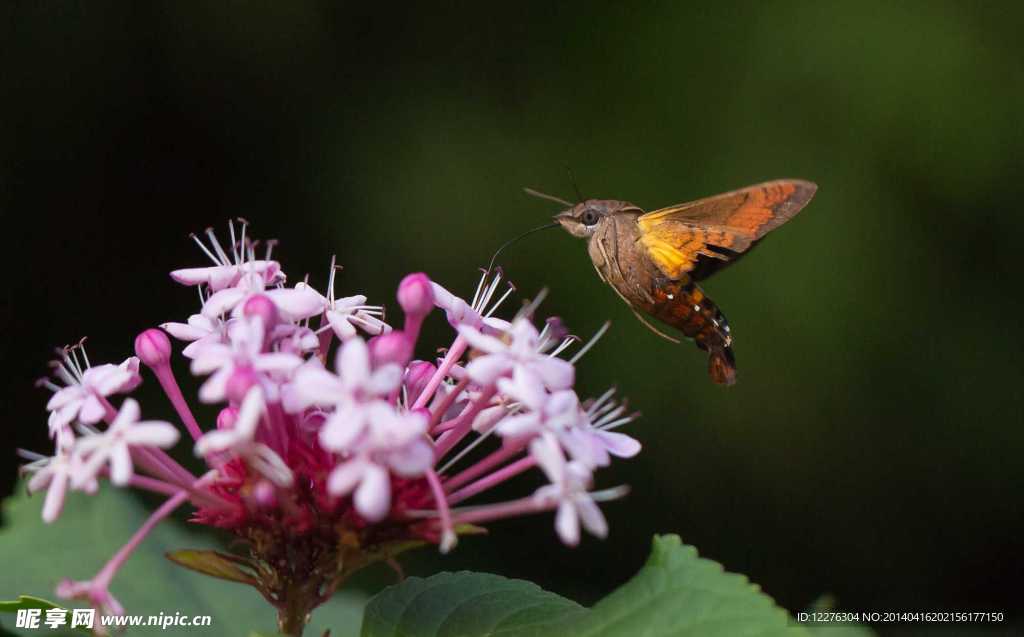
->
{"left": 637, "top": 179, "right": 816, "bottom": 280}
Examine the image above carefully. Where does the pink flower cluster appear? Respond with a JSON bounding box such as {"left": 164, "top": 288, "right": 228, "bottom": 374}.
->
{"left": 21, "top": 221, "right": 640, "bottom": 621}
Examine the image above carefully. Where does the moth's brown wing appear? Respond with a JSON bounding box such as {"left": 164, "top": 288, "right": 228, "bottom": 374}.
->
{"left": 636, "top": 179, "right": 816, "bottom": 280}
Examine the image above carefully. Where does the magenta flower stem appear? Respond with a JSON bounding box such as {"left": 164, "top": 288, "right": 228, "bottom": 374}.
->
{"left": 412, "top": 336, "right": 467, "bottom": 410}
{"left": 433, "top": 386, "right": 497, "bottom": 459}
{"left": 265, "top": 402, "right": 288, "bottom": 456}
{"left": 428, "top": 377, "right": 470, "bottom": 430}
{"left": 316, "top": 327, "right": 333, "bottom": 365}
{"left": 135, "top": 442, "right": 199, "bottom": 486}
{"left": 126, "top": 474, "right": 188, "bottom": 496}
{"left": 443, "top": 439, "right": 528, "bottom": 492}
{"left": 93, "top": 491, "right": 189, "bottom": 589}
{"left": 126, "top": 448, "right": 231, "bottom": 508}
{"left": 128, "top": 447, "right": 186, "bottom": 485}
{"left": 449, "top": 494, "right": 553, "bottom": 526}
{"left": 447, "top": 455, "right": 536, "bottom": 504}
{"left": 403, "top": 314, "right": 424, "bottom": 350}
{"left": 424, "top": 469, "right": 455, "bottom": 549}
{"left": 149, "top": 361, "right": 204, "bottom": 441}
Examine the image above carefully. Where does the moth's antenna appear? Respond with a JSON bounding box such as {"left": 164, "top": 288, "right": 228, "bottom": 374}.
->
{"left": 566, "top": 166, "right": 584, "bottom": 202}
{"left": 523, "top": 187, "right": 573, "bottom": 208}
{"left": 485, "top": 221, "right": 560, "bottom": 275}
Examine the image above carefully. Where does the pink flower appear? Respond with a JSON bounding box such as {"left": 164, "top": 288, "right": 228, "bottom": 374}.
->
{"left": 531, "top": 435, "right": 607, "bottom": 546}
{"left": 326, "top": 406, "right": 432, "bottom": 521}
{"left": 430, "top": 269, "right": 514, "bottom": 331}
{"left": 560, "top": 388, "right": 641, "bottom": 468}
{"left": 73, "top": 399, "right": 179, "bottom": 487}
{"left": 56, "top": 579, "right": 124, "bottom": 619}
{"left": 22, "top": 444, "right": 92, "bottom": 523}
{"left": 161, "top": 313, "right": 227, "bottom": 359}
{"left": 43, "top": 347, "right": 141, "bottom": 431}
{"left": 169, "top": 221, "right": 283, "bottom": 292}
{"left": 495, "top": 368, "right": 582, "bottom": 438}
{"left": 459, "top": 317, "right": 575, "bottom": 390}
{"left": 201, "top": 272, "right": 323, "bottom": 321}
{"left": 190, "top": 317, "right": 303, "bottom": 403}
{"left": 284, "top": 338, "right": 403, "bottom": 450}
{"left": 299, "top": 258, "right": 390, "bottom": 340}
{"left": 194, "top": 388, "right": 292, "bottom": 486}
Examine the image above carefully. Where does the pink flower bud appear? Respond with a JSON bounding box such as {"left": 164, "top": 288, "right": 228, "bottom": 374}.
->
{"left": 369, "top": 331, "right": 413, "bottom": 367}
{"left": 397, "top": 273, "right": 434, "bottom": 317}
{"left": 134, "top": 328, "right": 172, "bottom": 367}
{"left": 404, "top": 360, "right": 436, "bottom": 404}
{"left": 544, "top": 317, "right": 569, "bottom": 341}
{"left": 216, "top": 406, "right": 238, "bottom": 430}
{"left": 243, "top": 294, "right": 279, "bottom": 328}
{"left": 225, "top": 368, "right": 258, "bottom": 404}
{"left": 252, "top": 480, "right": 277, "bottom": 508}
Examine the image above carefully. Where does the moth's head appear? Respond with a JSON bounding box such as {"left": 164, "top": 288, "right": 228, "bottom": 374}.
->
{"left": 554, "top": 199, "right": 637, "bottom": 239}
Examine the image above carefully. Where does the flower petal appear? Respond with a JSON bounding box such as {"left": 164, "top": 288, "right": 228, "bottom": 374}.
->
{"left": 267, "top": 287, "right": 324, "bottom": 320}
{"left": 202, "top": 287, "right": 247, "bottom": 318}
{"left": 319, "top": 406, "right": 366, "bottom": 451}
{"left": 555, "top": 501, "right": 581, "bottom": 546}
{"left": 336, "top": 337, "right": 371, "bottom": 381}
{"left": 326, "top": 459, "right": 365, "bottom": 496}
{"left": 108, "top": 444, "right": 133, "bottom": 485}
{"left": 465, "top": 353, "right": 512, "bottom": 385}
{"left": 367, "top": 364, "right": 403, "bottom": 396}
{"left": 77, "top": 395, "right": 107, "bottom": 425}
{"left": 386, "top": 440, "right": 434, "bottom": 477}
{"left": 597, "top": 430, "right": 641, "bottom": 458}
{"left": 457, "top": 325, "right": 507, "bottom": 354}
{"left": 41, "top": 471, "right": 68, "bottom": 523}
{"left": 529, "top": 356, "right": 575, "bottom": 390}
{"left": 126, "top": 422, "right": 180, "bottom": 448}
{"left": 354, "top": 463, "right": 391, "bottom": 522}
{"left": 327, "top": 311, "right": 357, "bottom": 340}
{"left": 576, "top": 496, "right": 608, "bottom": 539}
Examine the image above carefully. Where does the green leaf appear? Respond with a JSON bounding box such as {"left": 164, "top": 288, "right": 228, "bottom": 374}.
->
{"left": 0, "top": 595, "right": 62, "bottom": 613}
{"left": 0, "top": 485, "right": 366, "bottom": 637}
{"left": 0, "top": 596, "right": 91, "bottom": 636}
{"left": 166, "top": 549, "right": 260, "bottom": 586}
{"left": 362, "top": 535, "right": 811, "bottom": 637}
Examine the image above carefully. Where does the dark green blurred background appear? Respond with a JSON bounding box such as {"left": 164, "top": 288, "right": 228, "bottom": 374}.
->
{"left": 3, "top": 2, "right": 1022, "bottom": 633}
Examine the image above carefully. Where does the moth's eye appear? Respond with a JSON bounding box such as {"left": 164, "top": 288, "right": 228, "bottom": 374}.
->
{"left": 580, "top": 210, "right": 600, "bottom": 226}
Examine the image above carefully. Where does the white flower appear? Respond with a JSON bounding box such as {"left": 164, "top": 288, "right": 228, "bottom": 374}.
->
{"left": 298, "top": 258, "right": 390, "bottom": 340}
{"left": 430, "top": 268, "right": 514, "bottom": 331}
{"left": 23, "top": 441, "right": 95, "bottom": 523}
{"left": 201, "top": 272, "right": 322, "bottom": 321}
{"left": 169, "top": 221, "right": 284, "bottom": 292}
{"left": 326, "top": 406, "right": 433, "bottom": 522}
{"left": 45, "top": 354, "right": 141, "bottom": 431}
{"left": 189, "top": 317, "right": 303, "bottom": 403}
{"left": 531, "top": 434, "right": 607, "bottom": 546}
{"left": 459, "top": 317, "right": 575, "bottom": 389}
{"left": 282, "top": 338, "right": 402, "bottom": 450}
{"left": 73, "top": 399, "right": 180, "bottom": 487}
{"left": 495, "top": 367, "right": 582, "bottom": 438}
{"left": 194, "top": 388, "right": 292, "bottom": 487}
{"left": 560, "top": 389, "right": 641, "bottom": 468}
{"left": 161, "top": 314, "right": 227, "bottom": 359}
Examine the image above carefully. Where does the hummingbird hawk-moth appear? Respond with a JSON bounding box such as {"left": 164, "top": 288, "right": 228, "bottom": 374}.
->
{"left": 551, "top": 179, "right": 817, "bottom": 386}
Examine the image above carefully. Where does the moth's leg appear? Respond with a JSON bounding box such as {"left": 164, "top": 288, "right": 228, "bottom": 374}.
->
{"left": 596, "top": 232, "right": 627, "bottom": 290}
{"left": 630, "top": 308, "right": 682, "bottom": 343}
